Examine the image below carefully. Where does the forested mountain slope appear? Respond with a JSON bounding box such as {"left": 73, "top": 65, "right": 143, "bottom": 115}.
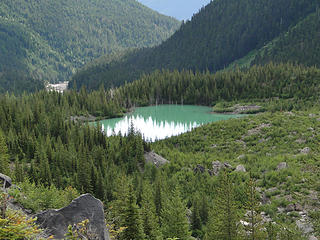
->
{"left": 251, "top": 10, "right": 320, "bottom": 68}
{"left": 0, "top": 0, "right": 180, "bottom": 93}
{"left": 1, "top": 62, "right": 320, "bottom": 239}
{"left": 69, "top": 0, "right": 319, "bottom": 90}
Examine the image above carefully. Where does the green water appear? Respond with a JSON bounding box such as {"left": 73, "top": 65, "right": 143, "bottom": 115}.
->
{"left": 98, "top": 105, "right": 240, "bottom": 141}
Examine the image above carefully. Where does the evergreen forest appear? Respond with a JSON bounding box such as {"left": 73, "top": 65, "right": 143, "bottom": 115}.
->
{"left": 1, "top": 63, "right": 320, "bottom": 239}
{"left": 0, "top": 0, "right": 180, "bottom": 93}
{"left": 0, "top": 0, "right": 320, "bottom": 239}
{"left": 69, "top": 0, "right": 320, "bottom": 90}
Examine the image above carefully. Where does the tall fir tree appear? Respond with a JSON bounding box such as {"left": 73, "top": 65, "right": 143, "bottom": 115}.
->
{"left": 243, "top": 176, "right": 266, "bottom": 240}
{"left": 161, "top": 186, "right": 191, "bottom": 240}
{"left": 205, "top": 171, "right": 240, "bottom": 240}
{"left": 121, "top": 184, "right": 145, "bottom": 240}
{"left": 0, "top": 130, "right": 9, "bottom": 175}
{"left": 141, "top": 183, "right": 162, "bottom": 240}
{"left": 191, "top": 196, "right": 203, "bottom": 238}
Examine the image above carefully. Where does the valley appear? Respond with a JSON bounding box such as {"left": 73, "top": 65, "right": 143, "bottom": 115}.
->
{"left": 0, "top": 0, "right": 320, "bottom": 239}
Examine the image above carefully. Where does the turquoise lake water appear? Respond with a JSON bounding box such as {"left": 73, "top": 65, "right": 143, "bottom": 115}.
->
{"left": 97, "top": 105, "right": 240, "bottom": 141}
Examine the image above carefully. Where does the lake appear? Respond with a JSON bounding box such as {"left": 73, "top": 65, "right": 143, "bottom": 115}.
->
{"left": 97, "top": 105, "right": 240, "bottom": 141}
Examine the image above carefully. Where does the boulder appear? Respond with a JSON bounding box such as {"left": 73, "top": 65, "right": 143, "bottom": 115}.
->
{"left": 296, "top": 219, "right": 314, "bottom": 234}
{"left": 212, "top": 161, "right": 233, "bottom": 175}
{"left": 36, "top": 194, "right": 110, "bottom": 240}
{"left": 212, "top": 161, "right": 223, "bottom": 176}
{"left": 144, "top": 151, "right": 169, "bottom": 167}
{"left": 261, "top": 192, "right": 270, "bottom": 205}
{"left": 0, "top": 173, "right": 12, "bottom": 189}
{"left": 193, "top": 164, "right": 205, "bottom": 174}
{"left": 277, "top": 162, "right": 288, "bottom": 171}
{"left": 235, "top": 165, "right": 246, "bottom": 172}
{"left": 295, "top": 203, "right": 303, "bottom": 212}
{"left": 286, "top": 204, "right": 295, "bottom": 212}
{"left": 309, "top": 235, "right": 318, "bottom": 240}
{"left": 224, "top": 162, "right": 233, "bottom": 169}
{"left": 301, "top": 147, "right": 311, "bottom": 154}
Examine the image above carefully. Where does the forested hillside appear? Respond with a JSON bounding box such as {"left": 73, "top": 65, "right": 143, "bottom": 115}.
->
{"left": 0, "top": 0, "right": 180, "bottom": 93}
{"left": 251, "top": 10, "right": 320, "bottom": 68}
{"left": 116, "top": 63, "right": 320, "bottom": 107}
{"left": 69, "top": 0, "right": 319, "bottom": 90}
{"left": 1, "top": 63, "right": 320, "bottom": 239}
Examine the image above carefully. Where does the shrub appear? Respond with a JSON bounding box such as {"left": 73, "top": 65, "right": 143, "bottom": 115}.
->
{"left": 9, "top": 180, "right": 79, "bottom": 212}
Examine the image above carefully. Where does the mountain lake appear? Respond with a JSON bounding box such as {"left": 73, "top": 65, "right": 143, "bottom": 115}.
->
{"left": 96, "top": 105, "right": 241, "bottom": 141}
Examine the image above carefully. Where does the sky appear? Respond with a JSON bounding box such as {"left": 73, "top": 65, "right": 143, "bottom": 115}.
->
{"left": 137, "top": 0, "right": 212, "bottom": 21}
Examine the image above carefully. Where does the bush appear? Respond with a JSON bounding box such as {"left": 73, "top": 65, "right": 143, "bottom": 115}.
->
{"left": 0, "top": 193, "right": 41, "bottom": 239}
{"left": 9, "top": 180, "right": 79, "bottom": 212}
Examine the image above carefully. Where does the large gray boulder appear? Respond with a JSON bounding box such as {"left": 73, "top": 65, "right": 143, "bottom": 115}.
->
{"left": 212, "top": 161, "right": 233, "bottom": 175}
{"left": 36, "top": 194, "right": 110, "bottom": 240}
{"left": 144, "top": 151, "right": 169, "bottom": 167}
{"left": 0, "top": 173, "right": 12, "bottom": 189}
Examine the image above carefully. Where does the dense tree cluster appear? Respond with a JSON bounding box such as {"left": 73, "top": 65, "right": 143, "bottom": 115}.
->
{"left": 117, "top": 63, "right": 320, "bottom": 107}
{"left": 69, "top": 0, "right": 319, "bottom": 90}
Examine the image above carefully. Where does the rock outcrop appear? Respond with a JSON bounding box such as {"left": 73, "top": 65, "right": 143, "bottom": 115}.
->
{"left": 0, "top": 173, "right": 12, "bottom": 189}
{"left": 212, "top": 161, "right": 233, "bottom": 175}
{"left": 276, "top": 162, "right": 288, "bottom": 171}
{"left": 301, "top": 147, "right": 311, "bottom": 154}
{"left": 144, "top": 151, "right": 169, "bottom": 167}
{"left": 36, "top": 194, "right": 110, "bottom": 240}
{"left": 235, "top": 165, "right": 246, "bottom": 172}
{"left": 193, "top": 164, "right": 206, "bottom": 174}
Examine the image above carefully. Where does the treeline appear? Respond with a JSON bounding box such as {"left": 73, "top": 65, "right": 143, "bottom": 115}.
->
{"left": 69, "top": 0, "right": 319, "bottom": 90}
{"left": 117, "top": 63, "right": 320, "bottom": 107}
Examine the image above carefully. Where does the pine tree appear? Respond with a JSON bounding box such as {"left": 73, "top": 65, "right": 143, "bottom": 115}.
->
{"left": 205, "top": 171, "right": 240, "bottom": 240}
{"left": 121, "top": 184, "right": 145, "bottom": 240}
{"left": 243, "top": 176, "right": 266, "bottom": 240}
{"left": 154, "top": 176, "right": 163, "bottom": 219}
{"left": 141, "top": 183, "right": 162, "bottom": 240}
{"left": 199, "top": 194, "right": 209, "bottom": 225}
{"left": 14, "top": 157, "right": 24, "bottom": 182}
{"left": 161, "top": 186, "right": 191, "bottom": 240}
{"left": 0, "top": 130, "right": 9, "bottom": 175}
{"left": 191, "top": 197, "right": 202, "bottom": 237}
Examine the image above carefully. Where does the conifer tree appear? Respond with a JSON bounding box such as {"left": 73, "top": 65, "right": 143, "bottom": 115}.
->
{"left": 121, "top": 184, "right": 145, "bottom": 240}
{"left": 243, "top": 176, "right": 266, "bottom": 240}
{"left": 141, "top": 183, "right": 162, "bottom": 240}
{"left": 205, "top": 171, "right": 240, "bottom": 240}
{"left": 154, "top": 176, "right": 163, "bottom": 219}
{"left": 0, "top": 130, "right": 9, "bottom": 175}
{"left": 199, "top": 194, "right": 209, "bottom": 225}
{"left": 161, "top": 186, "right": 191, "bottom": 240}
{"left": 14, "top": 157, "right": 24, "bottom": 182}
{"left": 191, "top": 197, "right": 202, "bottom": 237}
{"left": 38, "top": 147, "right": 52, "bottom": 187}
